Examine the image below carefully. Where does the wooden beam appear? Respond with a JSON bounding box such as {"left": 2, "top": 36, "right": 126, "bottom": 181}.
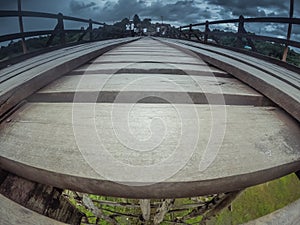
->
{"left": 17, "top": 0, "right": 27, "bottom": 54}
{"left": 282, "top": 0, "right": 294, "bottom": 62}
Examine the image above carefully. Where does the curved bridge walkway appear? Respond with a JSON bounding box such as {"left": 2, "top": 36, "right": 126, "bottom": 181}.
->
{"left": 0, "top": 37, "right": 299, "bottom": 224}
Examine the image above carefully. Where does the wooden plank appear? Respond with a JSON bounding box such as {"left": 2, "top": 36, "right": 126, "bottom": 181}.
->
{"left": 29, "top": 92, "right": 271, "bottom": 106}
{"left": 71, "top": 61, "right": 229, "bottom": 77}
{"left": 36, "top": 74, "right": 260, "bottom": 95}
{"left": 97, "top": 55, "right": 201, "bottom": 64}
{"left": 160, "top": 38, "right": 300, "bottom": 122}
{"left": 173, "top": 39, "right": 300, "bottom": 88}
{"left": 0, "top": 103, "right": 299, "bottom": 198}
{"left": 0, "top": 194, "right": 68, "bottom": 225}
{"left": 112, "top": 49, "right": 182, "bottom": 54}
{"left": 0, "top": 174, "right": 82, "bottom": 224}
{"left": 28, "top": 74, "right": 271, "bottom": 106}
{"left": 29, "top": 74, "right": 271, "bottom": 106}
{"left": 69, "top": 69, "right": 230, "bottom": 78}
{"left": 0, "top": 40, "right": 122, "bottom": 81}
{"left": 0, "top": 38, "right": 137, "bottom": 119}
{"left": 95, "top": 39, "right": 205, "bottom": 64}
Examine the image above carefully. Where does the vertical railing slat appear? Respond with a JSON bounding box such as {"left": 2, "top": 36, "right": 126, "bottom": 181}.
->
{"left": 204, "top": 21, "right": 209, "bottom": 44}
{"left": 17, "top": 0, "right": 27, "bottom": 54}
{"left": 282, "top": 0, "right": 294, "bottom": 62}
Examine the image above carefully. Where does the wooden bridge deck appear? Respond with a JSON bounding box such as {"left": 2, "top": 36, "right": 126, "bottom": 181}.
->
{"left": 0, "top": 38, "right": 299, "bottom": 199}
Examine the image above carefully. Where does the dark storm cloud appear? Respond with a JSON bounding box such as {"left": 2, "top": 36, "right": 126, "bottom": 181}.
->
{"left": 81, "top": 0, "right": 206, "bottom": 24}
{"left": 202, "top": 0, "right": 300, "bottom": 39}
{"left": 98, "top": 0, "right": 145, "bottom": 21}
{"left": 1, "top": 0, "right": 300, "bottom": 44}
{"left": 207, "top": 0, "right": 287, "bottom": 9}
{"left": 0, "top": 0, "right": 69, "bottom": 35}
{"left": 70, "top": 1, "right": 98, "bottom": 13}
{"left": 206, "top": 0, "right": 295, "bottom": 17}
{"left": 142, "top": 1, "right": 202, "bottom": 23}
{"left": 0, "top": 0, "right": 17, "bottom": 10}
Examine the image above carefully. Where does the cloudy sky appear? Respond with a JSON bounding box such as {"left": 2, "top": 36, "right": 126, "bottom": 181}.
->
{"left": 0, "top": 0, "right": 299, "bottom": 42}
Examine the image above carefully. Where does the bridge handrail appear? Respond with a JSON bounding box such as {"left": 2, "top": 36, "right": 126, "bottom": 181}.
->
{"left": 178, "top": 15, "right": 300, "bottom": 62}
{"left": 0, "top": 10, "right": 106, "bottom": 50}
{"left": 180, "top": 17, "right": 300, "bottom": 28}
{"left": 0, "top": 10, "right": 104, "bottom": 26}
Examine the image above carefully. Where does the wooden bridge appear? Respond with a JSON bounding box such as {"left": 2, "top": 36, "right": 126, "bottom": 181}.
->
{"left": 0, "top": 8, "right": 300, "bottom": 225}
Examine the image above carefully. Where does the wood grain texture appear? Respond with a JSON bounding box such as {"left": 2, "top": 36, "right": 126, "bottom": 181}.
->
{"left": 0, "top": 194, "right": 68, "bottom": 225}
{"left": 0, "top": 103, "right": 299, "bottom": 198}
{"left": 0, "top": 38, "right": 138, "bottom": 119}
{"left": 0, "top": 38, "right": 299, "bottom": 200}
{"left": 159, "top": 38, "right": 300, "bottom": 122}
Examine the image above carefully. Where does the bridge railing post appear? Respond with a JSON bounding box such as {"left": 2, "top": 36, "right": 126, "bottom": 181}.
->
{"left": 282, "top": 0, "right": 294, "bottom": 62}
{"left": 189, "top": 24, "right": 192, "bottom": 39}
{"left": 89, "top": 19, "right": 93, "bottom": 41}
{"left": 204, "top": 21, "right": 209, "bottom": 44}
{"left": 237, "top": 15, "right": 245, "bottom": 48}
{"left": 17, "top": 0, "right": 27, "bottom": 54}
{"left": 46, "top": 13, "right": 65, "bottom": 47}
{"left": 237, "top": 15, "right": 257, "bottom": 51}
{"left": 58, "top": 13, "right": 65, "bottom": 45}
{"left": 179, "top": 27, "right": 182, "bottom": 39}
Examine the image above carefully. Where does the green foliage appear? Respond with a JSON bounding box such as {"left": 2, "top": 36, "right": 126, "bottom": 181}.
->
{"left": 254, "top": 41, "right": 285, "bottom": 59}
{"left": 286, "top": 49, "right": 300, "bottom": 66}
{"left": 208, "top": 173, "right": 300, "bottom": 225}
{"left": 0, "top": 32, "right": 83, "bottom": 61}
{"left": 1, "top": 15, "right": 300, "bottom": 67}
{"left": 210, "top": 29, "right": 300, "bottom": 67}
{"left": 65, "top": 174, "right": 300, "bottom": 224}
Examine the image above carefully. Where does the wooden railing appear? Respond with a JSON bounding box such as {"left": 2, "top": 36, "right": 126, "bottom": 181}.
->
{"left": 178, "top": 16, "right": 300, "bottom": 61}
{"left": 0, "top": 10, "right": 105, "bottom": 49}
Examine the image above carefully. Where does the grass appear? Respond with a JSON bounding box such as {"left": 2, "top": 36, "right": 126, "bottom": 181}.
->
{"left": 66, "top": 173, "right": 300, "bottom": 224}
{"left": 207, "top": 173, "right": 300, "bottom": 225}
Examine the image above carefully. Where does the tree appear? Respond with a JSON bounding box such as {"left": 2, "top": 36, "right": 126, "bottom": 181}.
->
{"left": 133, "top": 14, "right": 141, "bottom": 26}
{"left": 114, "top": 18, "right": 130, "bottom": 30}
{"left": 142, "top": 18, "right": 152, "bottom": 28}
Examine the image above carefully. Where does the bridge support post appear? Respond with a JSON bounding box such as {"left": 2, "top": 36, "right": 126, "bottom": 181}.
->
{"left": 89, "top": 19, "right": 93, "bottom": 41}
{"left": 58, "top": 13, "right": 65, "bottom": 45}
{"left": 204, "top": 21, "right": 209, "bottom": 44}
{"left": 17, "top": 0, "right": 27, "bottom": 54}
{"left": 0, "top": 173, "right": 82, "bottom": 224}
{"left": 237, "top": 15, "right": 257, "bottom": 51}
{"left": 282, "top": 0, "right": 294, "bottom": 62}
{"left": 189, "top": 24, "right": 192, "bottom": 39}
{"left": 237, "top": 15, "right": 245, "bottom": 48}
{"left": 179, "top": 27, "right": 182, "bottom": 39}
{"left": 46, "top": 13, "right": 65, "bottom": 47}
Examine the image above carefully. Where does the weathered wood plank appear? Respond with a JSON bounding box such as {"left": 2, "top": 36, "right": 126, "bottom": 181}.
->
{"left": 0, "top": 103, "right": 299, "bottom": 198}
{"left": 0, "top": 38, "right": 137, "bottom": 119}
{"left": 0, "top": 39, "right": 132, "bottom": 83}
{"left": 28, "top": 74, "right": 271, "bottom": 105}
{"left": 35, "top": 74, "right": 261, "bottom": 95}
{"left": 159, "top": 38, "right": 300, "bottom": 122}
{"left": 0, "top": 194, "right": 69, "bottom": 225}
{"left": 0, "top": 174, "right": 82, "bottom": 224}
{"left": 71, "top": 62, "right": 229, "bottom": 77}
{"left": 0, "top": 38, "right": 299, "bottom": 202}
{"left": 96, "top": 55, "right": 201, "bottom": 64}
{"left": 170, "top": 39, "right": 300, "bottom": 87}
